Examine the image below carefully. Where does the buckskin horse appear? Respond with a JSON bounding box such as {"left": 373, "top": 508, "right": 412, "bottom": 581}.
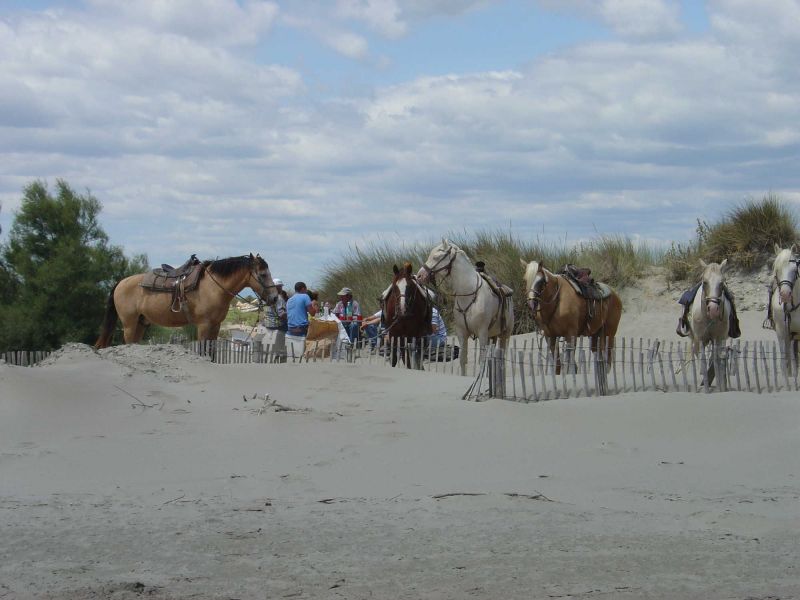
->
{"left": 95, "top": 253, "right": 278, "bottom": 348}
{"left": 521, "top": 259, "right": 622, "bottom": 375}
{"left": 383, "top": 262, "right": 433, "bottom": 369}
{"left": 417, "top": 239, "right": 514, "bottom": 376}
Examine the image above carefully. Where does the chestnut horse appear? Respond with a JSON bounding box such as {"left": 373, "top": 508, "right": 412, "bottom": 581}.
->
{"left": 95, "top": 253, "right": 278, "bottom": 347}
{"left": 521, "top": 259, "right": 622, "bottom": 374}
{"left": 383, "top": 262, "right": 432, "bottom": 369}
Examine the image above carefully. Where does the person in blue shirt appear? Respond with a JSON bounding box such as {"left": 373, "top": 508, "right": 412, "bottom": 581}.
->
{"left": 286, "top": 281, "right": 318, "bottom": 336}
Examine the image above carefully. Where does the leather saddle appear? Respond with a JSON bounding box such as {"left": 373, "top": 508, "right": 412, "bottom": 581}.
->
{"left": 478, "top": 272, "right": 514, "bottom": 298}
{"left": 140, "top": 255, "right": 203, "bottom": 312}
{"left": 559, "top": 264, "right": 610, "bottom": 301}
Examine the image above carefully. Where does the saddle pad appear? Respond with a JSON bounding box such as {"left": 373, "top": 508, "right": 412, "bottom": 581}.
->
{"left": 562, "top": 276, "right": 612, "bottom": 300}
{"left": 140, "top": 264, "right": 203, "bottom": 293}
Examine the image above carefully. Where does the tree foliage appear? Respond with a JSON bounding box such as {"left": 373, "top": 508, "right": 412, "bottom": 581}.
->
{"left": 0, "top": 180, "right": 147, "bottom": 351}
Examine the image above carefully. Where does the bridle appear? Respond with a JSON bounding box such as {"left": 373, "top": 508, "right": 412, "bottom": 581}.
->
{"left": 207, "top": 260, "right": 278, "bottom": 306}
{"left": 775, "top": 258, "right": 800, "bottom": 306}
{"left": 420, "top": 245, "right": 458, "bottom": 284}
{"left": 382, "top": 275, "right": 430, "bottom": 334}
{"left": 526, "top": 270, "right": 561, "bottom": 314}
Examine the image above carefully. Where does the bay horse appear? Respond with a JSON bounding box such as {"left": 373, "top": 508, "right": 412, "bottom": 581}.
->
{"left": 95, "top": 253, "right": 278, "bottom": 348}
{"left": 383, "top": 262, "right": 432, "bottom": 369}
{"left": 685, "top": 259, "right": 732, "bottom": 385}
{"left": 521, "top": 259, "right": 622, "bottom": 375}
{"left": 417, "top": 239, "right": 514, "bottom": 376}
{"left": 768, "top": 245, "right": 800, "bottom": 372}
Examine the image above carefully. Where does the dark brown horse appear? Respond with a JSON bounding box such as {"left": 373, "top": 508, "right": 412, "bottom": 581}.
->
{"left": 95, "top": 254, "right": 278, "bottom": 348}
{"left": 521, "top": 259, "right": 623, "bottom": 374}
{"left": 383, "top": 262, "right": 433, "bottom": 369}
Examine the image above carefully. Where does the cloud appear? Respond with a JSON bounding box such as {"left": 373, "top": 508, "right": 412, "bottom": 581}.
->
{"left": 538, "top": 0, "right": 683, "bottom": 39}
{"left": 86, "top": 0, "right": 280, "bottom": 46}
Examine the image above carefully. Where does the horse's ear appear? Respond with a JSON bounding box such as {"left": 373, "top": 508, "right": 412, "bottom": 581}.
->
{"left": 699, "top": 259, "right": 707, "bottom": 268}
{"left": 393, "top": 264, "right": 399, "bottom": 275}
{"left": 442, "top": 237, "right": 448, "bottom": 246}
{"left": 775, "top": 243, "right": 782, "bottom": 254}
{"left": 792, "top": 243, "right": 798, "bottom": 254}
{"left": 720, "top": 258, "right": 728, "bottom": 271}
{"left": 519, "top": 258, "right": 527, "bottom": 268}
{"left": 249, "top": 252, "right": 254, "bottom": 258}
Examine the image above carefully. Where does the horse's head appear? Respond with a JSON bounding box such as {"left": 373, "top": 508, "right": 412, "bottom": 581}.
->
{"left": 773, "top": 244, "right": 799, "bottom": 305}
{"left": 249, "top": 253, "right": 279, "bottom": 306}
{"left": 699, "top": 258, "right": 728, "bottom": 320}
{"left": 521, "top": 258, "right": 547, "bottom": 314}
{"left": 418, "top": 238, "right": 459, "bottom": 285}
{"left": 390, "top": 262, "right": 415, "bottom": 316}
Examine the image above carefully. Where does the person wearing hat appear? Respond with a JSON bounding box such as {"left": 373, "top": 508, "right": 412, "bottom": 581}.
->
{"left": 262, "top": 278, "right": 288, "bottom": 361}
{"left": 333, "top": 286, "right": 361, "bottom": 341}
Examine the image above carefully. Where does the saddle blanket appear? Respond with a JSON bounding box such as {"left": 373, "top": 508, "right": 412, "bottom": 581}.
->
{"left": 140, "top": 263, "right": 203, "bottom": 293}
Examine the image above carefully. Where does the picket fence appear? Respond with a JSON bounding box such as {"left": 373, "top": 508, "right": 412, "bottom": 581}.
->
{"left": 2, "top": 350, "right": 52, "bottom": 367}
{"left": 463, "top": 337, "right": 800, "bottom": 401}
{"left": 5, "top": 334, "right": 797, "bottom": 401}
{"left": 176, "top": 334, "right": 472, "bottom": 375}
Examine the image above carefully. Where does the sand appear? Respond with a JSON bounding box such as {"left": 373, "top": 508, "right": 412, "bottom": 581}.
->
{"left": 1, "top": 274, "right": 799, "bottom": 599}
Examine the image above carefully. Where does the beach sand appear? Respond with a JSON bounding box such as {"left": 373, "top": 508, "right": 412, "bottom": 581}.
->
{"left": 1, "top": 274, "right": 799, "bottom": 599}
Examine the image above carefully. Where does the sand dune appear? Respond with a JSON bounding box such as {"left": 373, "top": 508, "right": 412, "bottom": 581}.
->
{"left": 1, "top": 279, "right": 799, "bottom": 598}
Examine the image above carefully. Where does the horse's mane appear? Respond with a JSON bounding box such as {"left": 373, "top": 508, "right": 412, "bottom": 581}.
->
{"left": 773, "top": 248, "right": 793, "bottom": 276}
{"left": 205, "top": 255, "right": 259, "bottom": 277}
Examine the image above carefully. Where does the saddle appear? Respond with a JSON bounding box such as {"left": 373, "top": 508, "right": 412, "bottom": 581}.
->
{"left": 559, "top": 264, "right": 610, "bottom": 301}
{"left": 478, "top": 272, "right": 514, "bottom": 299}
{"left": 139, "top": 254, "right": 203, "bottom": 312}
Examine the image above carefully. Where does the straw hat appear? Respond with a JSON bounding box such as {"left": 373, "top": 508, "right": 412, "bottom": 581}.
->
{"left": 337, "top": 287, "right": 352, "bottom": 296}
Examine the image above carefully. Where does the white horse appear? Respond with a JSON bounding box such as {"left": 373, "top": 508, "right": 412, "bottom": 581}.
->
{"left": 768, "top": 245, "right": 800, "bottom": 372}
{"left": 687, "top": 259, "right": 732, "bottom": 385}
{"left": 417, "top": 239, "right": 514, "bottom": 375}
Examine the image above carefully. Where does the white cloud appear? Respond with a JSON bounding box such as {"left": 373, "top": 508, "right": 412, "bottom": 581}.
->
{"left": 538, "top": 0, "right": 683, "bottom": 39}
{"left": 86, "top": 0, "right": 279, "bottom": 46}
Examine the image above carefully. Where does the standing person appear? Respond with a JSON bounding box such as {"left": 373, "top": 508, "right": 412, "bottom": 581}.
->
{"left": 333, "top": 287, "right": 361, "bottom": 341}
{"left": 263, "top": 278, "right": 288, "bottom": 361}
{"left": 286, "top": 281, "right": 318, "bottom": 337}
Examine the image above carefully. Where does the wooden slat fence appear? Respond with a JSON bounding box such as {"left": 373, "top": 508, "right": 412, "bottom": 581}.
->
{"left": 2, "top": 350, "right": 52, "bottom": 367}
{"left": 464, "top": 337, "right": 800, "bottom": 401}
{"left": 179, "top": 335, "right": 475, "bottom": 374}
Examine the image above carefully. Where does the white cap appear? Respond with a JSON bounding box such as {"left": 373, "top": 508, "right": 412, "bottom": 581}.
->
{"left": 273, "top": 278, "right": 283, "bottom": 286}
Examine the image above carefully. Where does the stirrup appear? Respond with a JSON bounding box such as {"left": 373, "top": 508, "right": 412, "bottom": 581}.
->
{"left": 676, "top": 320, "right": 690, "bottom": 338}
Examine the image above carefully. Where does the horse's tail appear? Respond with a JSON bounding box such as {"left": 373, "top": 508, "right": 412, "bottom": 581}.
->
{"left": 95, "top": 282, "right": 120, "bottom": 349}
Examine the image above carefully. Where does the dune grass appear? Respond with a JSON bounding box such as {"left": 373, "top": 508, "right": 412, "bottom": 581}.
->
{"left": 317, "top": 231, "right": 655, "bottom": 335}
{"left": 664, "top": 194, "right": 798, "bottom": 281}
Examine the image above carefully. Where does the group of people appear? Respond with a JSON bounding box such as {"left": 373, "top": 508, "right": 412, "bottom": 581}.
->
{"left": 261, "top": 279, "right": 447, "bottom": 351}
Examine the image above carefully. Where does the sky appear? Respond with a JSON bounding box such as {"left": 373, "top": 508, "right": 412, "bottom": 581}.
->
{"left": 1, "top": 0, "right": 799, "bottom": 286}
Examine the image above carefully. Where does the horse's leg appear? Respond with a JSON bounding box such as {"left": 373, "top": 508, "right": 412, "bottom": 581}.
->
{"left": 458, "top": 332, "right": 468, "bottom": 376}
{"left": 122, "top": 315, "right": 147, "bottom": 344}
